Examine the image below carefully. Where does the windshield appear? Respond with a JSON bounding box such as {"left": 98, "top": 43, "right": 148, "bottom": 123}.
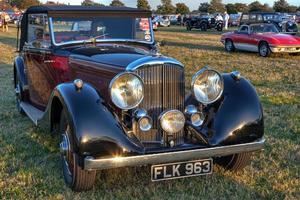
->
{"left": 250, "top": 24, "right": 279, "bottom": 33}
{"left": 50, "top": 16, "right": 153, "bottom": 45}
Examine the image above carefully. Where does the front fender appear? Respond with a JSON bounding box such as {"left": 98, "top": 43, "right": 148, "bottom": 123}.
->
{"left": 210, "top": 74, "right": 264, "bottom": 146}
{"left": 186, "top": 73, "right": 264, "bottom": 146}
{"left": 49, "top": 82, "right": 144, "bottom": 156}
{"left": 14, "top": 56, "right": 28, "bottom": 87}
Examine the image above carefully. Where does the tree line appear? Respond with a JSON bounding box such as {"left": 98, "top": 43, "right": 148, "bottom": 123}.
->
{"left": 6, "top": 0, "right": 300, "bottom": 14}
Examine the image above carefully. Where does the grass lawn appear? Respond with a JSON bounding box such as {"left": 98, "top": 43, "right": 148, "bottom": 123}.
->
{"left": 0, "top": 25, "right": 299, "bottom": 199}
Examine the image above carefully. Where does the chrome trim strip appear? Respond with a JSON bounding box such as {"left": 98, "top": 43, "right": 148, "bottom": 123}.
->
{"left": 48, "top": 17, "right": 155, "bottom": 47}
{"left": 126, "top": 56, "right": 184, "bottom": 71}
{"left": 84, "top": 138, "right": 265, "bottom": 170}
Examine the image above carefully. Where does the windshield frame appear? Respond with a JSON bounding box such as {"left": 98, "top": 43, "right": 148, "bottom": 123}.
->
{"left": 48, "top": 16, "right": 155, "bottom": 47}
{"left": 250, "top": 24, "right": 279, "bottom": 34}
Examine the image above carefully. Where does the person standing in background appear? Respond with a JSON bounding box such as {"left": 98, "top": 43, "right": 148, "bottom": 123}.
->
{"left": 224, "top": 11, "right": 229, "bottom": 30}
{"left": 1, "top": 11, "right": 9, "bottom": 32}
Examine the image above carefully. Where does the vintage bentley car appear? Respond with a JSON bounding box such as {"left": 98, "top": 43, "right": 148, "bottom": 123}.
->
{"left": 14, "top": 6, "right": 265, "bottom": 191}
{"left": 221, "top": 23, "right": 300, "bottom": 57}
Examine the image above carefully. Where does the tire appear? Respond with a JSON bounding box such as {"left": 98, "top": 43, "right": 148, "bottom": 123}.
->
{"left": 186, "top": 23, "right": 192, "bottom": 31}
{"left": 215, "top": 152, "right": 252, "bottom": 171}
{"left": 200, "top": 22, "right": 207, "bottom": 31}
{"left": 217, "top": 24, "right": 223, "bottom": 31}
{"left": 225, "top": 39, "right": 235, "bottom": 52}
{"left": 259, "top": 42, "right": 271, "bottom": 57}
{"left": 15, "top": 73, "right": 25, "bottom": 114}
{"left": 60, "top": 109, "right": 96, "bottom": 191}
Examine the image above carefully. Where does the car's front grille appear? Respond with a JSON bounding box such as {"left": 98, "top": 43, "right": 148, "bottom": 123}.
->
{"left": 134, "top": 64, "right": 185, "bottom": 147}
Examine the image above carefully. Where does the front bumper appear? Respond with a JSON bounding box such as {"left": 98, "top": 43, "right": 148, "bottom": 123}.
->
{"left": 84, "top": 138, "right": 265, "bottom": 170}
{"left": 270, "top": 45, "right": 300, "bottom": 53}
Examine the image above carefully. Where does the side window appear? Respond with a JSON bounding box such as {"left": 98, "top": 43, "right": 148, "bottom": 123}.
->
{"left": 249, "top": 14, "right": 256, "bottom": 20}
{"left": 242, "top": 14, "right": 249, "bottom": 20}
{"left": 239, "top": 26, "right": 249, "bottom": 33}
{"left": 257, "top": 14, "right": 262, "bottom": 21}
{"left": 27, "top": 14, "right": 51, "bottom": 49}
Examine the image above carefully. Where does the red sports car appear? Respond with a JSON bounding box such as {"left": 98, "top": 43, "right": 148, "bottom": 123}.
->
{"left": 221, "top": 23, "right": 300, "bottom": 57}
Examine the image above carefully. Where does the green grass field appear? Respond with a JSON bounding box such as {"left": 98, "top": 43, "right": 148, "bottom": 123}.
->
{"left": 0, "top": 26, "right": 299, "bottom": 199}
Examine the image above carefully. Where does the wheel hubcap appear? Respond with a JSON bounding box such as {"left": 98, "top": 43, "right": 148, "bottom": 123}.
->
{"left": 60, "top": 133, "right": 70, "bottom": 156}
{"left": 60, "top": 130, "right": 72, "bottom": 176}
{"left": 260, "top": 45, "right": 267, "bottom": 56}
{"left": 226, "top": 42, "right": 232, "bottom": 50}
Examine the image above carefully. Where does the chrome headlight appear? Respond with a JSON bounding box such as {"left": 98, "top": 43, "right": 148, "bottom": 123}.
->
{"left": 160, "top": 110, "right": 185, "bottom": 134}
{"left": 191, "top": 67, "right": 224, "bottom": 104}
{"left": 110, "top": 72, "right": 144, "bottom": 110}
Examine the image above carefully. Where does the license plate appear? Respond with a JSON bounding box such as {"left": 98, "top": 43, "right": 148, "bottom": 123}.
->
{"left": 151, "top": 158, "right": 213, "bottom": 181}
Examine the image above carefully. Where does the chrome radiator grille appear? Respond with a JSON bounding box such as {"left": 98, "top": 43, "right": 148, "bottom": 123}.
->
{"left": 134, "top": 64, "right": 185, "bottom": 147}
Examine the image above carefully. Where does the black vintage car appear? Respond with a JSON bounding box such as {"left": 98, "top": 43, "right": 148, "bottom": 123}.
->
{"left": 186, "top": 15, "right": 223, "bottom": 31}
{"left": 14, "top": 6, "right": 264, "bottom": 191}
{"left": 240, "top": 12, "right": 298, "bottom": 34}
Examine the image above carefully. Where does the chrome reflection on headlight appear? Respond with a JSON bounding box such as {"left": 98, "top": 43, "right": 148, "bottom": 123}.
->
{"left": 191, "top": 67, "right": 224, "bottom": 105}
{"left": 185, "top": 105, "right": 204, "bottom": 127}
{"left": 110, "top": 72, "right": 144, "bottom": 110}
{"left": 134, "top": 109, "right": 152, "bottom": 132}
{"left": 159, "top": 110, "right": 185, "bottom": 134}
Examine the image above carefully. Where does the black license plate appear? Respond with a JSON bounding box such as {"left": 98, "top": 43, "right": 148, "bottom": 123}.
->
{"left": 151, "top": 158, "right": 213, "bottom": 181}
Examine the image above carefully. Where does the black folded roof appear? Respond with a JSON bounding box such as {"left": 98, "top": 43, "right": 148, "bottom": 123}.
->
{"left": 25, "top": 5, "right": 151, "bottom": 15}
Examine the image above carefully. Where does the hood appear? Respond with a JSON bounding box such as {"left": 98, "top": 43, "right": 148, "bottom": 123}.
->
{"left": 69, "top": 44, "right": 151, "bottom": 68}
{"left": 68, "top": 44, "right": 183, "bottom": 70}
{"left": 257, "top": 33, "right": 300, "bottom": 45}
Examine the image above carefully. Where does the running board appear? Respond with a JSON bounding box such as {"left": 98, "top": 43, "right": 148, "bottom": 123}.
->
{"left": 20, "top": 102, "right": 44, "bottom": 126}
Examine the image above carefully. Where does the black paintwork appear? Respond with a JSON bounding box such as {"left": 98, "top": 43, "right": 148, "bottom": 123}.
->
{"left": 43, "top": 73, "right": 263, "bottom": 157}
{"left": 45, "top": 83, "right": 144, "bottom": 157}
{"left": 15, "top": 6, "right": 264, "bottom": 160}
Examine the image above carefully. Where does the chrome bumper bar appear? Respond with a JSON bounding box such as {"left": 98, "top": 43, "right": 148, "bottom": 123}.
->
{"left": 270, "top": 46, "right": 300, "bottom": 53}
{"left": 84, "top": 138, "right": 265, "bottom": 170}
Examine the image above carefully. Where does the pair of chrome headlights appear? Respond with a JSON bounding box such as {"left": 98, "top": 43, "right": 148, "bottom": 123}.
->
{"left": 109, "top": 67, "right": 224, "bottom": 110}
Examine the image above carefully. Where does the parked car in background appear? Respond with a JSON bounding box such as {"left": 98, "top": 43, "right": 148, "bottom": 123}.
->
{"left": 240, "top": 12, "right": 298, "bottom": 34}
{"left": 186, "top": 14, "right": 223, "bottom": 31}
{"left": 169, "top": 15, "right": 179, "bottom": 25}
{"left": 228, "top": 14, "right": 241, "bottom": 27}
{"left": 15, "top": 5, "right": 265, "bottom": 191}
{"left": 295, "top": 14, "right": 300, "bottom": 23}
{"left": 221, "top": 23, "right": 300, "bottom": 57}
{"left": 152, "top": 15, "right": 170, "bottom": 27}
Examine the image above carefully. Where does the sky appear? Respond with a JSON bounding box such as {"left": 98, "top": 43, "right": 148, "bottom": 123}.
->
{"left": 41, "top": 0, "right": 300, "bottom": 10}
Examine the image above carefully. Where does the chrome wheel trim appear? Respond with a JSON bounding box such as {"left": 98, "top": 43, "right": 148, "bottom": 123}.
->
{"left": 15, "top": 80, "right": 22, "bottom": 112}
{"left": 225, "top": 40, "right": 233, "bottom": 51}
{"left": 60, "top": 129, "right": 72, "bottom": 176}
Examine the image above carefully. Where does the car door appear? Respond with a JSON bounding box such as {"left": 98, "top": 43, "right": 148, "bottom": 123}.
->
{"left": 23, "top": 13, "right": 55, "bottom": 108}
{"left": 232, "top": 25, "right": 256, "bottom": 51}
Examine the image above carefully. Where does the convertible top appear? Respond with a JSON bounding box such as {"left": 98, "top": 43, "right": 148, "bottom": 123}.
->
{"left": 18, "top": 5, "right": 152, "bottom": 51}
{"left": 25, "top": 5, "right": 151, "bottom": 16}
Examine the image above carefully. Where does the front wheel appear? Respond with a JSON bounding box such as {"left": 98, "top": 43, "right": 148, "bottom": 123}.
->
{"left": 259, "top": 42, "right": 271, "bottom": 57}
{"left": 225, "top": 39, "right": 235, "bottom": 52}
{"left": 15, "top": 73, "right": 25, "bottom": 114}
{"left": 200, "top": 22, "right": 207, "bottom": 31}
{"left": 215, "top": 152, "right": 252, "bottom": 171}
{"left": 59, "top": 109, "right": 96, "bottom": 191}
{"left": 186, "top": 23, "right": 192, "bottom": 31}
